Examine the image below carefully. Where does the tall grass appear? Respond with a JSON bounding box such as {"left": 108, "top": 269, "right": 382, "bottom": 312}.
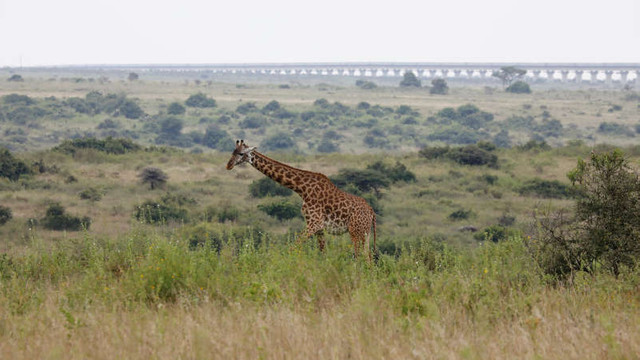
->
{"left": 1, "top": 227, "right": 639, "bottom": 358}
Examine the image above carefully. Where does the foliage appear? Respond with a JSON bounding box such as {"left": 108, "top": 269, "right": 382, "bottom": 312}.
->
{"left": 0, "top": 147, "right": 31, "bottom": 181}
{"left": 128, "top": 72, "right": 139, "bottom": 81}
{"left": 568, "top": 150, "right": 640, "bottom": 274}
{"left": 79, "top": 187, "right": 103, "bottom": 202}
{"left": 448, "top": 209, "right": 475, "bottom": 221}
{"left": 2, "top": 94, "right": 34, "bottom": 105}
{"left": 492, "top": 66, "right": 527, "bottom": 86}
{"left": 506, "top": 81, "right": 531, "bottom": 94}
{"left": 518, "top": 178, "right": 574, "bottom": 199}
{"left": 516, "top": 140, "right": 551, "bottom": 152}
{"left": 331, "top": 168, "right": 390, "bottom": 198}
{"left": 41, "top": 203, "right": 91, "bottom": 231}
{"left": 167, "top": 102, "right": 186, "bottom": 115}
{"left": 399, "top": 71, "right": 421, "bottom": 87}
{"left": 236, "top": 102, "right": 258, "bottom": 114}
{"left": 185, "top": 93, "right": 217, "bottom": 108}
{"left": 138, "top": 167, "right": 168, "bottom": 190}
{"left": 239, "top": 115, "right": 267, "bottom": 129}
{"left": 355, "top": 80, "right": 377, "bottom": 89}
{"left": 430, "top": 78, "right": 449, "bottom": 94}
{"left": 317, "top": 139, "right": 339, "bottom": 153}
{"left": 7, "top": 74, "right": 24, "bottom": 82}
{"left": 54, "top": 137, "right": 141, "bottom": 155}
{"left": 257, "top": 199, "right": 301, "bottom": 221}
{"left": 366, "top": 161, "right": 416, "bottom": 183}
{"left": 597, "top": 122, "right": 634, "bottom": 137}
{"left": 260, "top": 132, "right": 295, "bottom": 151}
{"left": 420, "top": 143, "right": 498, "bottom": 167}
{"left": 249, "top": 177, "right": 293, "bottom": 198}
{"left": 0, "top": 205, "right": 12, "bottom": 225}
{"left": 474, "top": 224, "right": 511, "bottom": 242}
{"left": 134, "top": 199, "right": 188, "bottom": 224}
{"left": 201, "top": 125, "right": 234, "bottom": 151}
{"left": 532, "top": 150, "right": 640, "bottom": 277}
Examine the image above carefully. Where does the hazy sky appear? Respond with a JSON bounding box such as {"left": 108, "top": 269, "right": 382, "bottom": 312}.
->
{"left": 1, "top": 0, "right": 639, "bottom": 66}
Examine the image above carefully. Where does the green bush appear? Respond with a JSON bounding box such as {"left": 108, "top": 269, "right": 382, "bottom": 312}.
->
{"left": 239, "top": 115, "right": 267, "bottom": 129}
{"left": 236, "top": 102, "right": 258, "bottom": 114}
{"left": 260, "top": 132, "right": 295, "bottom": 151}
{"left": 185, "top": 93, "right": 216, "bottom": 108}
{"left": 518, "top": 178, "right": 573, "bottom": 199}
{"left": 427, "top": 127, "right": 480, "bottom": 144}
{"left": 474, "top": 225, "right": 510, "bottom": 242}
{"left": 119, "top": 99, "right": 144, "bottom": 119}
{"left": 41, "top": 203, "right": 91, "bottom": 231}
{"left": 400, "top": 72, "right": 421, "bottom": 87}
{"left": 448, "top": 209, "right": 475, "bottom": 221}
{"left": 331, "top": 168, "right": 390, "bottom": 198}
{"left": 79, "top": 187, "right": 103, "bottom": 202}
{"left": 366, "top": 161, "right": 416, "bottom": 183}
{"left": 134, "top": 200, "right": 188, "bottom": 224}
{"left": 597, "top": 122, "right": 634, "bottom": 137}
{"left": 506, "top": 80, "right": 531, "bottom": 94}
{"left": 258, "top": 199, "right": 301, "bottom": 221}
{"left": 356, "top": 80, "right": 377, "bottom": 89}
{"left": 167, "top": 102, "right": 186, "bottom": 115}
{"left": 54, "top": 137, "right": 141, "bottom": 155}
{"left": 446, "top": 145, "right": 498, "bottom": 167}
{"left": 0, "top": 147, "right": 31, "bottom": 181}
{"left": 2, "top": 94, "right": 34, "bottom": 105}
{"left": 249, "top": 177, "right": 293, "bottom": 198}
{"left": 317, "top": 139, "right": 339, "bottom": 153}
{"left": 0, "top": 205, "right": 12, "bottom": 225}
{"left": 430, "top": 78, "right": 448, "bottom": 94}
{"left": 201, "top": 125, "right": 234, "bottom": 151}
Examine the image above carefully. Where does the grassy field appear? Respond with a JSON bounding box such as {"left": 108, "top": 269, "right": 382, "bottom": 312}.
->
{"left": 1, "top": 71, "right": 640, "bottom": 358}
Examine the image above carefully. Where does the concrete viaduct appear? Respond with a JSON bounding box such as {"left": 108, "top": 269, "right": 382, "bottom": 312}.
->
{"left": 118, "top": 63, "right": 640, "bottom": 85}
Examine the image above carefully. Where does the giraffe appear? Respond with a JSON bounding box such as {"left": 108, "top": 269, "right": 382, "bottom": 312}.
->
{"left": 226, "top": 140, "right": 377, "bottom": 259}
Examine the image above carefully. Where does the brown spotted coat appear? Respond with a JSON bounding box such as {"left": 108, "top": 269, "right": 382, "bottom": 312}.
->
{"left": 227, "top": 140, "right": 376, "bottom": 259}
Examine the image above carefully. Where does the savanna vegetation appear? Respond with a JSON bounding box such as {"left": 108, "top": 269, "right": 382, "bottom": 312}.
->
{"left": 1, "top": 69, "right": 640, "bottom": 359}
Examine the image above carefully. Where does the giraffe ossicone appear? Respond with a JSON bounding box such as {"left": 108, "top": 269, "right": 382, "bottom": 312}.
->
{"left": 226, "top": 140, "right": 377, "bottom": 260}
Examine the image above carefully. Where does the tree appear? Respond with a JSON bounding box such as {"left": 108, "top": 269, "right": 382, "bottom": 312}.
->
{"left": 0, "top": 147, "right": 31, "bottom": 181}
{"left": 492, "top": 66, "right": 527, "bottom": 87}
{"left": 159, "top": 117, "right": 184, "bottom": 137}
{"left": 128, "top": 72, "right": 139, "bottom": 81}
{"left": 506, "top": 80, "right": 531, "bottom": 94}
{"left": 249, "top": 177, "right": 293, "bottom": 198}
{"left": 430, "top": 78, "right": 449, "bottom": 94}
{"left": 138, "top": 167, "right": 168, "bottom": 190}
{"left": 167, "top": 102, "right": 186, "bottom": 115}
{"left": 567, "top": 150, "right": 640, "bottom": 275}
{"left": 399, "top": 71, "right": 421, "bottom": 87}
{"left": 120, "top": 99, "right": 144, "bottom": 119}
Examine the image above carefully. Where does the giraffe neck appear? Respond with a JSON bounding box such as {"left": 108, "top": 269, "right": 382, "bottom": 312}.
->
{"left": 250, "top": 151, "right": 314, "bottom": 195}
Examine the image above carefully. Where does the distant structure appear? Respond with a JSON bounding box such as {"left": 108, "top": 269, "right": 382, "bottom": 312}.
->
{"left": 37, "top": 63, "right": 640, "bottom": 87}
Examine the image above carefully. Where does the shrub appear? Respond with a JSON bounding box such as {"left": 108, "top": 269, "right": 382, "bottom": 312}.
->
{"left": 236, "top": 102, "right": 258, "bottom": 114}
{"left": 54, "top": 137, "right": 141, "bottom": 155}
{"left": 2, "top": 94, "right": 34, "bottom": 105}
{"left": 249, "top": 177, "right": 293, "bottom": 198}
{"left": 448, "top": 209, "right": 475, "bottom": 221}
{"left": 597, "top": 122, "right": 634, "bottom": 137}
{"left": 217, "top": 204, "right": 239, "bottom": 223}
{"left": 7, "top": 74, "right": 24, "bottom": 82}
{"left": 427, "top": 127, "right": 480, "bottom": 144}
{"left": 400, "top": 71, "right": 421, "bottom": 87}
{"left": 167, "top": 102, "right": 186, "bottom": 115}
{"left": 356, "top": 80, "right": 377, "bottom": 89}
{"left": 120, "top": 99, "right": 145, "bottom": 119}
{"left": 506, "top": 81, "right": 531, "bottom": 94}
{"left": 97, "top": 119, "right": 120, "bottom": 129}
{"left": 185, "top": 93, "right": 216, "bottom": 108}
{"left": 0, "top": 205, "right": 12, "bottom": 225}
{"left": 79, "top": 187, "right": 103, "bottom": 202}
{"left": 317, "top": 139, "right": 339, "bottom": 153}
{"left": 41, "top": 203, "right": 91, "bottom": 231}
{"left": 474, "top": 225, "right": 509, "bottom": 242}
{"left": 446, "top": 145, "right": 498, "bottom": 167}
{"left": 262, "top": 100, "right": 281, "bottom": 113}
{"left": 258, "top": 199, "right": 301, "bottom": 221}
{"left": 366, "top": 161, "right": 416, "bottom": 183}
{"left": 201, "top": 125, "right": 234, "bottom": 151}
{"left": 0, "top": 147, "right": 31, "bottom": 181}
{"left": 430, "top": 78, "right": 448, "bottom": 94}
{"left": 138, "top": 167, "right": 168, "bottom": 190}
{"left": 134, "top": 200, "right": 188, "bottom": 224}
{"left": 331, "top": 169, "right": 390, "bottom": 198}
{"left": 239, "top": 115, "right": 267, "bottom": 129}
{"left": 260, "top": 132, "right": 295, "bottom": 151}
{"left": 532, "top": 150, "right": 640, "bottom": 277}
{"left": 518, "top": 178, "right": 573, "bottom": 199}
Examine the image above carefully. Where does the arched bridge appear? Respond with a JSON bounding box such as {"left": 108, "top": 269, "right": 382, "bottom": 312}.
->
{"left": 119, "top": 63, "right": 640, "bottom": 85}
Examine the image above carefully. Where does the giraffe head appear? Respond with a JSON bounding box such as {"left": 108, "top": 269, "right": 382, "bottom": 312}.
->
{"left": 226, "top": 140, "right": 257, "bottom": 170}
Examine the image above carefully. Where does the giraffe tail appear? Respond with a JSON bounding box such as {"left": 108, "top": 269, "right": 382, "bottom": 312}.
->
{"left": 373, "top": 213, "right": 377, "bottom": 260}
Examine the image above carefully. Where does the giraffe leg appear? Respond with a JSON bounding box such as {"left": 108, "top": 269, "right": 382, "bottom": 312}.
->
{"left": 317, "top": 232, "right": 326, "bottom": 252}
